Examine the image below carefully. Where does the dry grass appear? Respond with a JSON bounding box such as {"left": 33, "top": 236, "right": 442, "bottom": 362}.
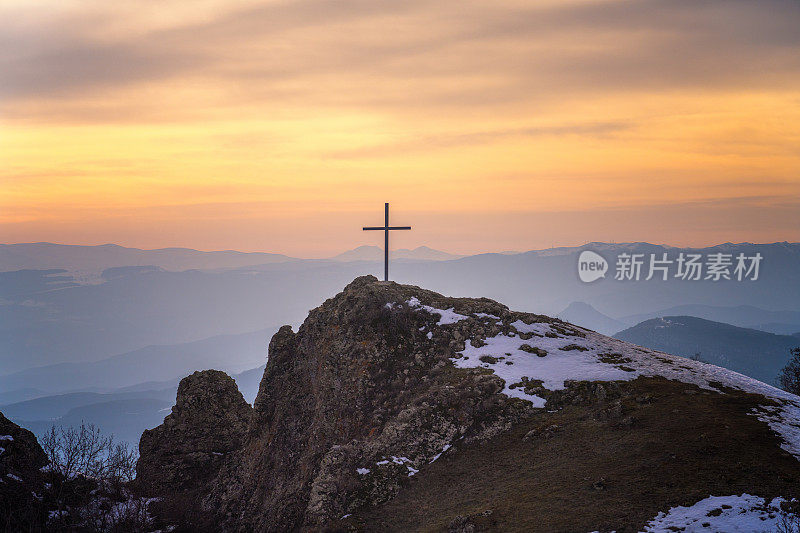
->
{"left": 344, "top": 377, "right": 800, "bottom": 532}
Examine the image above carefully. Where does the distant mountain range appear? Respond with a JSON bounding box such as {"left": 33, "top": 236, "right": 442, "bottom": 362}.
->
{"left": 2, "top": 242, "right": 798, "bottom": 375}
{"left": 614, "top": 316, "right": 800, "bottom": 385}
{"left": 0, "top": 242, "right": 463, "bottom": 278}
{"left": 559, "top": 301, "right": 800, "bottom": 337}
{"left": 331, "top": 245, "right": 464, "bottom": 262}
{"left": 0, "top": 242, "right": 295, "bottom": 277}
{"left": 557, "top": 302, "right": 626, "bottom": 335}
{"left": 1, "top": 364, "right": 265, "bottom": 446}
{"left": 0, "top": 328, "right": 276, "bottom": 395}
{"left": 620, "top": 304, "right": 800, "bottom": 336}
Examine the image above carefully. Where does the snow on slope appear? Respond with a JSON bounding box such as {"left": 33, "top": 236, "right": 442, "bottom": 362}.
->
{"left": 642, "top": 494, "right": 793, "bottom": 532}
{"left": 406, "top": 297, "right": 469, "bottom": 325}
{"left": 410, "top": 300, "right": 800, "bottom": 461}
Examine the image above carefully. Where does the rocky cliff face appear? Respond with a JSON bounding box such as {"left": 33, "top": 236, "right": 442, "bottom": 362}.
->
{"left": 137, "top": 276, "right": 800, "bottom": 532}
{"left": 137, "top": 369, "right": 252, "bottom": 493}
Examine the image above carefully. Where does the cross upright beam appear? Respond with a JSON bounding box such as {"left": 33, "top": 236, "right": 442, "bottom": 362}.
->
{"left": 363, "top": 202, "right": 411, "bottom": 281}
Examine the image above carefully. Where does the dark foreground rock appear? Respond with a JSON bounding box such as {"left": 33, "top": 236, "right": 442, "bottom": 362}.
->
{"left": 0, "top": 412, "right": 49, "bottom": 529}
{"left": 136, "top": 276, "right": 800, "bottom": 532}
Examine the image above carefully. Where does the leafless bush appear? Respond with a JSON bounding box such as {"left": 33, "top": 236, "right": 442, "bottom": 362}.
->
{"left": 80, "top": 492, "right": 156, "bottom": 533}
{"left": 40, "top": 423, "right": 137, "bottom": 485}
{"left": 776, "top": 499, "right": 800, "bottom": 533}
{"left": 38, "top": 423, "right": 149, "bottom": 531}
{"left": 778, "top": 348, "right": 800, "bottom": 395}
{"left": 777, "top": 512, "right": 800, "bottom": 533}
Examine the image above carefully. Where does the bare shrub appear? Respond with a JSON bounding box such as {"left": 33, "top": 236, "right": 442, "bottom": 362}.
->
{"left": 778, "top": 347, "right": 800, "bottom": 395}
{"left": 38, "top": 423, "right": 150, "bottom": 531}
{"left": 777, "top": 511, "right": 800, "bottom": 533}
{"left": 775, "top": 498, "right": 800, "bottom": 533}
{"left": 40, "top": 423, "right": 137, "bottom": 485}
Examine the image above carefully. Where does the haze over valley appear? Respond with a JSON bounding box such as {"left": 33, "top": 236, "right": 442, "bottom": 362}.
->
{"left": 1, "top": 241, "right": 798, "bottom": 446}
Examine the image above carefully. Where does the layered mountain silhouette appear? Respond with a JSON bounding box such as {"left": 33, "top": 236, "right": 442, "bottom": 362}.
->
{"left": 0, "top": 365, "right": 265, "bottom": 447}
{"left": 3, "top": 242, "right": 797, "bottom": 375}
{"left": 557, "top": 301, "right": 625, "bottom": 335}
{"left": 331, "top": 245, "right": 464, "bottom": 262}
{"left": 621, "top": 304, "right": 800, "bottom": 336}
{"left": 614, "top": 316, "right": 800, "bottom": 386}
{"left": 0, "top": 328, "right": 277, "bottom": 394}
{"left": 0, "top": 242, "right": 461, "bottom": 276}
{"left": 0, "top": 242, "right": 295, "bottom": 277}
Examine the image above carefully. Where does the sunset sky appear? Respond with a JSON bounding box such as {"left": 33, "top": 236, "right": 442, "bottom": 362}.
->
{"left": 2, "top": 0, "right": 799, "bottom": 256}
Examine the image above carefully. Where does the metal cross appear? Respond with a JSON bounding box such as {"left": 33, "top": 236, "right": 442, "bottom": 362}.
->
{"left": 363, "top": 203, "right": 411, "bottom": 281}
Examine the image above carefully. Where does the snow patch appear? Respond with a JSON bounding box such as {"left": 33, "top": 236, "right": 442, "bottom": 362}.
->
{"left": 751, "top": 403, "right": 800, "bottom": 459}
{"left": 429, "top": 444, "right": 451, "bottom": 464}
{"left": 375, "top": 455, "right": 418, "bottom": 477}
{"left": 452, "top": 321, "right": 634, "bottom": 408}
{"left": 356, "top": 467, "right": 370, "bottom": 475}
{"left": 449, "top": 318, "right": 800, "bottom": 460}
{"left": 6, "top": 473, "right": 22, "bottom": 482}
{"left": 0, "top": 435, "right": 13, "bottom": 441}
{"left": 642, "top": 494, "right": 792, "bottom": 532}
{"left": 407, "top": 297, "right": 469, "bottom": 325}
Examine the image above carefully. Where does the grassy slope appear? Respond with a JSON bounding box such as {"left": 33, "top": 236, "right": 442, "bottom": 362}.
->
{"left": 345, "top": 377, "right": 800, "bottom": 533}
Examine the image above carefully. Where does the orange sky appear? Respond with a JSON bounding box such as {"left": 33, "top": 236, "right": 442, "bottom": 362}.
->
{"left": 2, "top": 0, "right": 799, "bottom": 256}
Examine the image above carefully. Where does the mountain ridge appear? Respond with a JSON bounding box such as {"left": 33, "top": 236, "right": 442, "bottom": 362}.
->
{"left": 134, "top": 276, "right": 800, "bottom": 531}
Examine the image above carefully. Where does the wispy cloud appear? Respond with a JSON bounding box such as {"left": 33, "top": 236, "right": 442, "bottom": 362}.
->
{"left": 1, "top": 0, "right": 798, "bottom": 252}
{"left": 2, "top": 0, "right": 799, "bottom": 121}
{"left": 327, "top": 121, "right": 632, "bottom": 158}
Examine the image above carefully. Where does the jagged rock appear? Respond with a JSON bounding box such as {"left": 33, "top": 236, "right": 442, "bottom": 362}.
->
{"left": 137, "top": 369, "right": 252, "bottom": 492}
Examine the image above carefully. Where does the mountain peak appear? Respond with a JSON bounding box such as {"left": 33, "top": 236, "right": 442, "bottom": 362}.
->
{"left": 135, "top": 277, "right": 800, "bottom": 531}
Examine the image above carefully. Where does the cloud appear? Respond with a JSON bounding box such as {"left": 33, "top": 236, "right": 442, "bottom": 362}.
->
{"left": 326, "top": 121, "right": 632, "bottom": 158}
{"left": 1, "top": 0, "right": 799, "bottom": 122}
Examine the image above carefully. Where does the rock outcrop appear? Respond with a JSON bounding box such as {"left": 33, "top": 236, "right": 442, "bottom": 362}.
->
{"left": 137, "top": 369, "right": 252, "bottom": 492}
{"left": 137, "top": 276, "right": 800, "bottom": 532}
{"left": 0, "top": 412, "right": 49, "bottom": 528}
{"left": 202, "top": 276, "right": 536, "bottom": 529}
{"left": 0, "top": 411, "right": 48, "bottom": 475}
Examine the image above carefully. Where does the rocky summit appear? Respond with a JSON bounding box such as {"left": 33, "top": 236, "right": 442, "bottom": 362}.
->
{"left": 137, "top": 276, "right": 800, "bottom": 532}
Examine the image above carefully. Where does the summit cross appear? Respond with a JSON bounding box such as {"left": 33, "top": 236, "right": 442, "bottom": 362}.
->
{"left": 362, "top": 202, "right": 411, "bottom": 281}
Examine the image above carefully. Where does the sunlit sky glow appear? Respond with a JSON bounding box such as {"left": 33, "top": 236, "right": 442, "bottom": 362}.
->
{"left": 2, "top": 0, "right": 799, "bottom": 256}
